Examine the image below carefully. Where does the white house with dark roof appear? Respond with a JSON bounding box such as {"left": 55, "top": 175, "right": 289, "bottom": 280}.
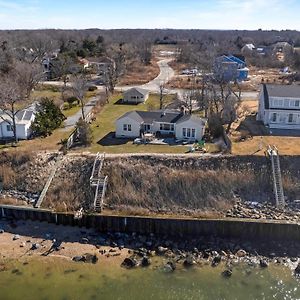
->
{"left": 123, "top": 88, "right": 149, "bottom": 104}
{"left": 257, "top": 84, "right": 300, "bottom": 130}
{"left": 115, "top": 110, "right": 207, "bottom": 141}
{"left": 0, "top": 102, "right": 37, "bottom": 140}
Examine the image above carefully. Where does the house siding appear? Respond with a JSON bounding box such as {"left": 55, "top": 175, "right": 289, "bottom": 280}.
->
{"left": 0, "top": 122, "right": 29, "bottom": 140}
{"left": 175, "top": 119, "right": 205, "bottom": 141}
{"left": 115, "top": 116, "right": 141, "bottom": 138}
{"left": 123, "top": 89, "right": 149, "bottom": 104}
{"left": 258, "top": 85, "right": 300, "bottom": 130}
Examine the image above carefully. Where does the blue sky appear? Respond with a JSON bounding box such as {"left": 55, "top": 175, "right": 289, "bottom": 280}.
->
{"left": 0, "top": 0, "right": 300, "bottom": 30}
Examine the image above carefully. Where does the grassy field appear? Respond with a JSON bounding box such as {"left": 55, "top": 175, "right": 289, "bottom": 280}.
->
{"left": 119, "top": 58, "right": 160, "bottom": 86}
{"left": 232, "top": 136, "right": 300, "bottom": 156}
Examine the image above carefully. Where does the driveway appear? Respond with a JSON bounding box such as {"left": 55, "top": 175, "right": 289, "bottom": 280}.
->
{"left": 116, "top": 58, "right": 175, "bottom": 93}
{"left": 62, "top": 96, "right": 99, "bottom": 131}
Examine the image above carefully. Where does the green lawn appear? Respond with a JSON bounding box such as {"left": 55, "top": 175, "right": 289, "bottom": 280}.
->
{"left": 62, "top": 105, "right": 81, "bottom": 118}
{"left": 86, "top": 93, "right": 188, "bottom": 153}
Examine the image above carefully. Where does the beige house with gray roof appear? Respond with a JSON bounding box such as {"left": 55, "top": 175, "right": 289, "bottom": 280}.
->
{"left": 123, "top": 88, "right": 149, "bottom": 104}
{"left": 115, "top": 110, "right": 207, "bottom": 141}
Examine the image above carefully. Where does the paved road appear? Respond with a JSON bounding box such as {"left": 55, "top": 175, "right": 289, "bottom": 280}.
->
{"left": 116, "top": 58, "right": 175, "bottom": 93}
{"left": 62, "top": 96, "right": 99, "bottom": 131}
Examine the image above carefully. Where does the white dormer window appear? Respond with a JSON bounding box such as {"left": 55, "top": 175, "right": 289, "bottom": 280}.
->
{"left": 295, "top": 100, "right": 300, "bottom": 107}
{"left": 284, "top": 99, "right": 290, "bottom": 107}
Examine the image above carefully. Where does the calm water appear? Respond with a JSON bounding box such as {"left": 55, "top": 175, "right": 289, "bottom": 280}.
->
{"left": 0, "top": 258, "right": 299, "bottom": 300}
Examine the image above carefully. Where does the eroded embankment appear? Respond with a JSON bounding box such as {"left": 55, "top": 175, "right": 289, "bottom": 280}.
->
{"left": 0, "top": 152, "right": 299, "bottom": 217}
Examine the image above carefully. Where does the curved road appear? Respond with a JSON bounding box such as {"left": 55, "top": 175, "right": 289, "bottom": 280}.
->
{"left": 116, "top": 59, "right": 258, "bottom": 101}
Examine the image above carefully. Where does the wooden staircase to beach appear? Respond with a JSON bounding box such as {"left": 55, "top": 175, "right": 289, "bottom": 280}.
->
{"left": 268, "top": 146, "right": 285, "bottom": 208}
{"left": 35, "top": 155, "right": 63, "bottom": 208}
{"left": 90, "top": 153, "right": 108, "bottom": 212}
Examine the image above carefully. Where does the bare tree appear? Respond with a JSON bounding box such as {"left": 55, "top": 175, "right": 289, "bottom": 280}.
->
{"left": 0, "top": 61, "right": 41, "bottom": 143}
{"left": 137, "top": 42, "right": 152, "bottom": 65}
{"left": 159, "top": 82, "right": 167, "bottom": 109}
{"left": 0, "top": 76, "right": 24, "bottom": 143}
{"left": 182, "top": 90, "right": 195, "bottom": 114}
{"left": 71, "top": 74, "right": 89, "bottom": 120}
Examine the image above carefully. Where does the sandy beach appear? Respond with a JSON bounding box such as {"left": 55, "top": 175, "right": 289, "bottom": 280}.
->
{"left": 0, "top": 219, "right": 129, "bottom": 266}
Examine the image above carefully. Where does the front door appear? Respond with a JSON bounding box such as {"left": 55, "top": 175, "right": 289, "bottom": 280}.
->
{"left": 143, "top": 124, "right": 151, "bottom": 132}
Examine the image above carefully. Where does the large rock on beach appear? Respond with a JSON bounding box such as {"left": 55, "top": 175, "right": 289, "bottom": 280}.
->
{"left": 121, "top": 257, "right": 137, "bottom": 268}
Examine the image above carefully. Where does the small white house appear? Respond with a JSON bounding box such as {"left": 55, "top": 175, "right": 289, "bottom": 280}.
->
{"left": 0, "top": 103, "right": 37, "bottom": 140}
{"left": 257, "top": 84, "right": 300, "bottom": 130}
{"left": 115, "top": 110, "right": 206, "bottom": 141}
{"left": 123, "top": 88, "right": 149, "bottom": 104}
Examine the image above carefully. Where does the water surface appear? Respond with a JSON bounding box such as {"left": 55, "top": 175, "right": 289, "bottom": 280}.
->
{"left": 0, "top": 258, "right": 299, "bottom": 300}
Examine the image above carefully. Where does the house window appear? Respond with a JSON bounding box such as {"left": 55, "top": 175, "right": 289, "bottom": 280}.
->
{"left": 284, "top": 99, "right": 289, "bottom": 107}
{"left": 6, "top": 125, "right": 13, "bottom": 132}
{"left": 187, "top": 128, "right": 191, "bottom": 138}
{"left": 295, "top": 100, "right": 300, "bottom": 107}
{"left": 182, "top": 128, "right": 186, "bottom": 137}
{"left": 164, "top": 124, "right": 170, "bottom": 131}
{"left": 123, "top": 124, "right": 131, "bottom": 131}
{"left": 271, "top": 113, "right": 277, "bottom": 122}
{"left": 160, "top": 124, "right": 173, "bottom": 131}
{"left": 288, "top": 114, "right": 294, "bottom": 123}
{"left": 191, "top": 129, "right": 196, "bottom": 138}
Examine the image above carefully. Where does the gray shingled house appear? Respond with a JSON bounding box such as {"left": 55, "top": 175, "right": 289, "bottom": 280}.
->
{"left": 257, "top": 84, "right": 300, "bottom": 130}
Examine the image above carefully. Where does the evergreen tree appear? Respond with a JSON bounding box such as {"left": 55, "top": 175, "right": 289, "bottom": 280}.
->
{"left": 31, "top": 98, "right": 66, "bottom": 137}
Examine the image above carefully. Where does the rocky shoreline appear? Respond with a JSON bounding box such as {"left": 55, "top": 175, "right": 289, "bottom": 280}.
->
{"left": 1, "top": 219, "right": 300, "bottom": 278}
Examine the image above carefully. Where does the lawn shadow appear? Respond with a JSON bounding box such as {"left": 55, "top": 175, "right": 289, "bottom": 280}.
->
{"left": 97, "top": 132, "right": 131, "bottom": 146}
{"left": 114, "top": 99, "right": 141, "bottom": 105}
{"left": 236, "top": 115, "right": 269, "bottom": 136}
{"left": 237, "top": 115, "right": 300, "bottom": 137}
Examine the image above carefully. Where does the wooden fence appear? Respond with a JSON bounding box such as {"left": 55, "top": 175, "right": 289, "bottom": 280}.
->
{"left": 1, "top": 205, "right": 300, "bottom": 241}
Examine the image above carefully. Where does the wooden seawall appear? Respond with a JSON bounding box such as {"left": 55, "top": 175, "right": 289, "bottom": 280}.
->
{"left": 1, "top": 205, "right": 300, "bottom": 241}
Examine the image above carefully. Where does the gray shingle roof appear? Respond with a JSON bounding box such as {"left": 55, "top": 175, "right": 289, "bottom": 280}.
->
{"left": 124, "top": 87, "right": 149, "bottom": 97}
{"left": 176, "top": 114, "right": 207, "bottom": 125}
{"left": 118, "top": 110, "right": 207, "bottom": 125}
{"left": 136, "top": 110, "right": 182, "bottom": 123}
{"left": 116, "top": 111, "right": 144, "bottom": 123}
{"left": 264, "top": 84, "right": 300, "bottom": 98}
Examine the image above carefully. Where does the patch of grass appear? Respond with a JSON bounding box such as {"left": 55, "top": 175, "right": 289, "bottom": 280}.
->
{"left": 17, "top": 129, "right": 72, "bottom": 152}
{"left": 62, "top": 105, "right": 81, "bottom": 118}
{"left": 31, "top": 89, "right": 62, "bottom": 103}
{"left": 232, "top": 135, "right": 300, "bottom": 156}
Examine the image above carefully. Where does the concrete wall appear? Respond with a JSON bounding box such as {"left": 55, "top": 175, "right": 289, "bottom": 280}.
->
{"left": 1, "top": 205, "right": 300, "bottom": 242}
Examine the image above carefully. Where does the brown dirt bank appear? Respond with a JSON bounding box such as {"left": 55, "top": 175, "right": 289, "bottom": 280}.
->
{"left": 0, "top": 152, "right": 299, "bottom": 217}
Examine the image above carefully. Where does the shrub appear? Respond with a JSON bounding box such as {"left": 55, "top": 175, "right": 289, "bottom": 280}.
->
{"left": 75, "top": 119, "right": 93, "bottom": 146}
